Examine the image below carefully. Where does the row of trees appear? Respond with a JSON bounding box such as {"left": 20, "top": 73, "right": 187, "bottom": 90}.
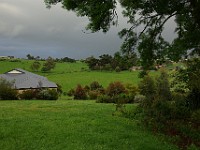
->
{"left": 85, "top": 52, "right": 138, "bottom": 71}
{"left": 27, "top": 54, "right": 76, "bottom": 63}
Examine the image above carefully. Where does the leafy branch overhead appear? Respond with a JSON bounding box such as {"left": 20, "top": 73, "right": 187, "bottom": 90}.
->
{"left": 44, "top": 0, "right": 200, "bottom": 68}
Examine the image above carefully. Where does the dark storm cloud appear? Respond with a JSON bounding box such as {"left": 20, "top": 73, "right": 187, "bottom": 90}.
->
{"left": 0, "top": 0, "right": 125, "bottom": 59}
{"left": 0, "top": 0, "right": 176, "bottom": 59}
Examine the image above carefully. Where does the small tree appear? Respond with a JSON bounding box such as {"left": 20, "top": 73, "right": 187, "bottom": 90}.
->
{"left": 30, "top": 61, "right": 41, "bottom": 71}
{"left": 42, "top": 57, "right": 56, "bottom": 72}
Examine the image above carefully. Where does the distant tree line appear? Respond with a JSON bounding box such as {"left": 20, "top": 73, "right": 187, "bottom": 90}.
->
{"left": 84, "top": 52, "right": 139, "bottom": 71}
{"left": 55, "top": 57, "right": 76, "bottom": 63}
{"left": 26, "top": 54, "right": 76, "bottom": 63}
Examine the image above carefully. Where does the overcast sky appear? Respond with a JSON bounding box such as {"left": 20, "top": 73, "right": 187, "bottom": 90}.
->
{"left": 0, "top": 0, "right": 175, "bottom": 59}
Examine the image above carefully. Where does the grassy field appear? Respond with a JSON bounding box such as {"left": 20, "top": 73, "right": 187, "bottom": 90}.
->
{"left": 0, "top": 59, "right": 153, "bottom": 93}
{"left": 0, "top": 100, "right": 177, "bottom": 150}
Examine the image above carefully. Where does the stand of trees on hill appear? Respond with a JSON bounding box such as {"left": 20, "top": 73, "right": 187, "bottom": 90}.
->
{"left": 85, "top": 52, "right": 139, "bottom": 71}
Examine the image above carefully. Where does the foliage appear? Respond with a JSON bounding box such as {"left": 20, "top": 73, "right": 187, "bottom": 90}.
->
{"left": 171, "top": 58, "right": 200, "bottom": 110}
{"left": 56, "top": 83, "right": 63, "bottom": 96}
{"left": 133, "top": 70, "right": 200, "bottom": 149}
{"left": 85, "top": 56, "right": 99, "bottom": 70}
{"left": 42, "top": 57, "right": 56, "bottom": 72}
{"left": 45, "top": 0, "right": 200, "bottom": 68}
{"left": 89, "top": 81, "right": 102, "bottom": 91}
{"left": 26, "top": 54, "right": 35, "bottom": 60}
{"left": 106, "top": 81, "right": 127, "bottom": 97}
{"left": 67, "top": 88, "right": 75, "bottom": 97}
{"left": 19, "top": 90, "right": 38, "bottom": 100}
{"left": 37, "top": 89, "right": 59, "bottom": 100}
{"left": 88, "top": 90, "right": 100, "bottom": 100}
{"left": 134, "top": 94, "right": 146, "bottom": 103}
{"left": 85, "top": 53, "right": 138, "bottom": 71}
{"left": 170, "top": 70, "right": 189, "bottom": 93}
{"left": 30, "top": 61, "right": 41, "bottom": 71}
{"left": 115, "top": 66, "right": 121, "bottom": 72}
{"left": 0, "top": 78, "right": 18, "bottom": 100}
{"left": 156, "top": 70, "right": 171, "bottom": 101}
{"left": 19, "top": 89, "right": 58, "bottom": 100}
{"left": 59, "top": 57, "right": 76, "bottom": 63}
{"left": 138, "top": 70, "right": 148, "bottom": 78}
{"left": 74, "top": 84, "right": 87, "bottom": 100}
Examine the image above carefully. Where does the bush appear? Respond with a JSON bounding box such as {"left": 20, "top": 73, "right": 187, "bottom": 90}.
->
{"left": 19, "top": 90, "right": 38, "bottom": 100}
{"left": 96, "top": 95, "right": 113, "bottom": 103}
{"left": 126, "top": 84, "right": 138, "bottom": 95}
{"left": 0, "top": 79, "right": 18, "bottom": 100}
{"left": 106, "top": 81, "right": 126, "bottom": 97}
{"left": 138, "top": 75, "right": 156, "bottom": 105}
{"left": 134, "top": 94, "right": 146, "bottom": 103}
{"left": 187, "top": 88, "right": 200, "bottom": 110}
{"left": 169, "top": 92, "right": 191, "bottom": 119}
{"left": 156, "top": 70, "right": 171, "bottom": 101}
{"left": 67, "top": 89, "right": 75, "bottom": 97}
{"left": 191, "top": 110, "right": 200, "bottom": 123}
{"left": 88, "top": 90, "right": 100, "bottom": 100}
{"left": 90, "top": 81, "right": 102, "bottom": 90}
{"left": 115, "top": 66, "right": 121, "bottom": 72}
{"left": 37, "top": 89, "right": 58, "bottom": 100}
{"left": 138, "top": 70, "right": 148, "bottom": 78}
{"left": 74, "top": 84, "right": 87, "bottom": 100}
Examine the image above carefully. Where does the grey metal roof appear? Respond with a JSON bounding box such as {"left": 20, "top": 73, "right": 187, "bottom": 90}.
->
{"left": 0, "top": 68, "right": 57, "bottom": 89}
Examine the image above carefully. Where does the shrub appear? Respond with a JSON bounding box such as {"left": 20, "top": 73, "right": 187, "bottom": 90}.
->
{"left": 90, "top": 81, "right": 102, "bottom": 90}
{"left": 138, "top": 70, "right": 148, "bottom": 78}
{"left": 84, "top": 85, "right": 90, "bottom": 93}
{"left": 126, "top": 84, "right": 138, "bottom": 95}
{"left": 134, "top": 94, "right": 146, "bottom": 103}
{"left": 74, "top": 84, "right": 87, "bottom": 100}
{"left": 88, "top": 90, "right": 100, "bottom": 100}
{"left": 191, "top": 110, "right": 200, "bottom": 123}
{"left": 37, "top": 89, "right": 58, "bottom": 100}
{"left": 0, "top": 79, "right": 18, "bottom": 100}
{"left": 96, "top": 95, "right": 113, "bottom": 103}
{"left": 138, "top": 75, "right": 156, "bottom": 105}
{"left": 187, "top": 88, "right": 200, "bottom": 110}
{"left": 56, "top": 83, "right": 63, "bottom": 96}
{"left": 67, "top": 89, "right": 75, "bottom": 97}
{"left": 106, "top": 81, "right": 126, "bottom": 97}
{"left": 115, "top": 66, "right": 121, "bottom": 72}
{"left": 19, "top": 90, "right": 38, "bottom": 100}
{"left": 156, "top": 70, "right": 171, "bottom": 101}
{"left": 171, "top": 92, "right": 190, "bottom": 119}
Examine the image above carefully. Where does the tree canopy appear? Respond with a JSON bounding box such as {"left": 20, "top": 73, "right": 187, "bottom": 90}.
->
{"left": 44, "top": 0, "right": 200, "bottom": 68}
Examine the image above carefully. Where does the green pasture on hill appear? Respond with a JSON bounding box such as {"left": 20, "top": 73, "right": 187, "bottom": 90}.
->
{"left": 0, "top": 59, "right": 158, "bottom": 93}
{"left": 0, "top": 100, "right": 177, "bottom": 150}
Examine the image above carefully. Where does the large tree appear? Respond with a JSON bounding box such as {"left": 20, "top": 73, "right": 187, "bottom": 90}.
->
{"left": 44, "top": 0, "right": 200, "bottom": 68}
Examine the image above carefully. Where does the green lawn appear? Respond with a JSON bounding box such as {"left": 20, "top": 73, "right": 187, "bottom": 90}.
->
{"left": 0, "top": 100, "right": 177, "bottom": 150}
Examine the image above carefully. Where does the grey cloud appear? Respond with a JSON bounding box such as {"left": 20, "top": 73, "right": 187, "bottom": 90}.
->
{"left": 0, "top": 0, "right": 176, "bottom": 59}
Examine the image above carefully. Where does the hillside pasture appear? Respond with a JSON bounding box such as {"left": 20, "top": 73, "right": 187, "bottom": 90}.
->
{"left": 0, "top": 59, "right": 149, "bottom": 93}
